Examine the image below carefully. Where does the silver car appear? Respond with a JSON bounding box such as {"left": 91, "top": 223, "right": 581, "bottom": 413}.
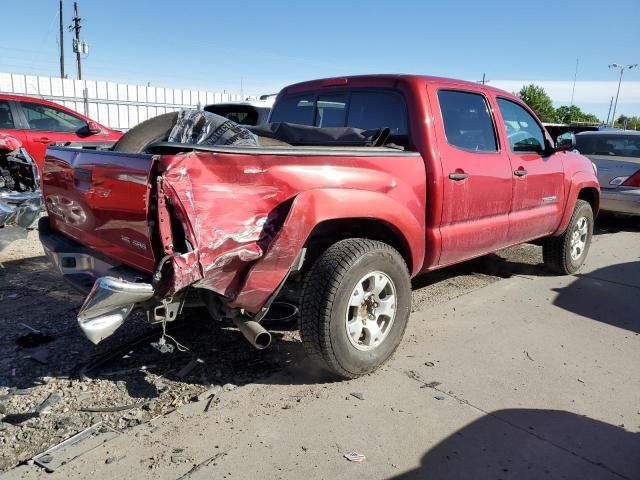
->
{"left": 575, "top": 131, "right": 640, "bottom": 215}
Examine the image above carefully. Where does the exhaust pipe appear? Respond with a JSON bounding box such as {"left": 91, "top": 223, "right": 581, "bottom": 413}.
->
{"left": 233, "top": 317, "right": 271, "bottom": 350}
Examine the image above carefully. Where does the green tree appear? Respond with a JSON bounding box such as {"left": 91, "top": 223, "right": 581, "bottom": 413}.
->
{"left": 615, "top": 115, "right": 640, "bottom": 130}
{"left": 615, "top": 115, "right": 630, "bottom": 129}
{"left": 518, "top": 84, "right": 558, "bottom": 122}
{"left": 555, "top": 105, "right": 600, "bottom": 125}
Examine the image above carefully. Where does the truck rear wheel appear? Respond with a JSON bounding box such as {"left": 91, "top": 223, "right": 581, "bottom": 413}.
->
{"left": 299, "top": 238, "right": 411, "bottom": 379}
{"left": 543, "top": 199, "right": 593, "bottom": 275}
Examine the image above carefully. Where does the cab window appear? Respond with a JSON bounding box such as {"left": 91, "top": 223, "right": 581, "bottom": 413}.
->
{"left": 438, "top": 90, "right": 498, "bottom": 152}
{"left": 21, "top": 102, "right": 87, "bottom": 133}
{"left": 497, "top": 98, "right": 545, "bottom": 153}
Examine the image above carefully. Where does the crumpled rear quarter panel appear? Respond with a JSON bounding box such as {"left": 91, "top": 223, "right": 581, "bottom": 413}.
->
{"left": 157, "top": 150, "right": 426, "bottom": 310}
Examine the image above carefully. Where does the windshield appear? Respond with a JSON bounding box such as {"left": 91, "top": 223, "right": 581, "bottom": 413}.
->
{"left": 575, "top": 134, "right": 640, "bottom": 158}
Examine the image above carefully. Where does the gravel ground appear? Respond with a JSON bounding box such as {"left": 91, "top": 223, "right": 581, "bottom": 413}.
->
{"left": 3, "top": 216, "right": 633, "bottom": 472}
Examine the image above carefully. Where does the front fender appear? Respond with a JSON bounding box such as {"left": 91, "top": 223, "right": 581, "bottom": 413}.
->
{"left": 229, "top": 187, "right": 425, "bottom": 312}
{"left": 553, "top": 171, "right": 600, "bottom": 236}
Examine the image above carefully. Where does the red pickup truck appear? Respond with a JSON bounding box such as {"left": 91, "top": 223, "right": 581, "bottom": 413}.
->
{"left": 39, "top": 75, "right": 599, "bottom": 379}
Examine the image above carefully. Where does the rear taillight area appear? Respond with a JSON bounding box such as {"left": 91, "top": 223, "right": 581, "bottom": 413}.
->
{"left": 622, "top": 170, "right": 640, "bottom": 187}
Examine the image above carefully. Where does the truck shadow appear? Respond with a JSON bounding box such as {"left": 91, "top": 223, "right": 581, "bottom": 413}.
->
{"left": 552, "top": 261, "right": 640, "bottom": 334}
{"left": 594, "top": 212, "right": 640, "bottom": 235}
{"left": 388, "top": 409, "right": 639, "bottom": 480}
{"left": 411, "top": 247, "right": 549, "bottom": 289}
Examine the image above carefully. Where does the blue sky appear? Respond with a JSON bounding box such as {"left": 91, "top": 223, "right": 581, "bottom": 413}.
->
{"left": 1, "top": 0, "right": 639, "bottom": 118}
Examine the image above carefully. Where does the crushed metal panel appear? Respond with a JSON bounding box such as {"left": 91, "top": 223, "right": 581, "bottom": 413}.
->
{"left": 156, "top": 151, "right": 294, "bottom": 298}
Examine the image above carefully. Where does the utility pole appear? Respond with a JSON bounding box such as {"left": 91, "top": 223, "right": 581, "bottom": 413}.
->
{"left": 59, "top": 0, "right": 65, "bottom": 78}
{"left": 477, "top": 73, "right": 490, "bottom": 85}
{"left": 608, "top": 63, "right": 638, "bottom": 127}
{"left": 605, "top": 96, "right": 613, "bottom": 126}
{"left": 569, "top": 58, "right": 578, "bottom": 108}
{"left": 70, "top": 1, "right": 82, "bottom": 80}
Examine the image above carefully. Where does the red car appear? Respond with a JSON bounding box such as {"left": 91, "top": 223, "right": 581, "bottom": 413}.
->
{"left": 0, "top": 94, "right": 122, "bottom": 171}
{"left": 39, "top": 74, "right": 599, "bottom": 378}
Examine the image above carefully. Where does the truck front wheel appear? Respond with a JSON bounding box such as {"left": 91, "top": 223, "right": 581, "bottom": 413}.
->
{"left": 299, "top": 238, "right": 411, "bottom": 379}
{"left": 543, "top": 199, "right": 594, "bottom": 275}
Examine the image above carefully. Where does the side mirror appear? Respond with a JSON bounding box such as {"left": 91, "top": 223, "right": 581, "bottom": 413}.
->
{"left": 87, "top": 121, "right": 102, "bottom": 135}
{"left": 556, "top": 132, "right": 576, "bottom": 152}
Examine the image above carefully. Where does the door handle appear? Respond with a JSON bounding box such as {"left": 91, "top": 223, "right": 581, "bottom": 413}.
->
{"left": 33, "top": 137, "right": 51, "bottom": 144}
{"left": 513, "top": 169, "right": 528, "bottom": 177}
{"left": 448, "top": 172, "right": 469, "bottom": 181}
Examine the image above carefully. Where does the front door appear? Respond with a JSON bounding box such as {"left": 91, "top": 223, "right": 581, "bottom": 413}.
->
{"left": 494, "top": 98, "right": 565, "bottom": 242}
{"left": 429, "top": 86, "right": 513, "bottom": 266}
{"left": 17, "top": 101, "right": 90, "bottom": 170}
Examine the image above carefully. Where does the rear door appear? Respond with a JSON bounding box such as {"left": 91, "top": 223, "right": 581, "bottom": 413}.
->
{"left": 494, "top": 97, "right": 565, "bottom": 241}
{"left": 429, "top": 85, "right": 513, "bottom": 266}
{"left": 17, "top": 100, "right": 90, "bottom": 169}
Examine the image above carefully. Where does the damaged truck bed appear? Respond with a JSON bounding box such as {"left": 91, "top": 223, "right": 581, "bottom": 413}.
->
{"left": 39, "top": 74, "right": 600, "bottom": 379}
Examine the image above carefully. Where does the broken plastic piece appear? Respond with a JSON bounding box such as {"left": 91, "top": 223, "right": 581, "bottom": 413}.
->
{"left": 344, "top": 451, "right": 366, "bottom": 462}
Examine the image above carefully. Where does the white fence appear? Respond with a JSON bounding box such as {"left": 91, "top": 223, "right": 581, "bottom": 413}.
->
{"left": 0, "top": 72, "right": 250, "bottom": 130}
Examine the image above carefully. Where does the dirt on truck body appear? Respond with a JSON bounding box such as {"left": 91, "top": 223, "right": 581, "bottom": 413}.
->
{"left": 39, "top": 74, "right": 600, "bottom": 379}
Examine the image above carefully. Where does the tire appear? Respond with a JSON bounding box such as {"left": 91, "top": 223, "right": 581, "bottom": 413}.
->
{"left": 299, "top": 238, "right": 411, "bottom": 379}
{"left": 113, "top": 112, "right": 178, "bottom": 153}
{"left": 543, "top": 199, "right": 593, "bottom": 275}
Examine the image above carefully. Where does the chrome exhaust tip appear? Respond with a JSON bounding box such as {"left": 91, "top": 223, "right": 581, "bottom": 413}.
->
{"left": 232, "top": 317, "right": 272, "bottom": 350}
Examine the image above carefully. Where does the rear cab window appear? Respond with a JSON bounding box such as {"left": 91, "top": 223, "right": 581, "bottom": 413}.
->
{"left": 270, "top": 89, "right": 409, "bottom": 145}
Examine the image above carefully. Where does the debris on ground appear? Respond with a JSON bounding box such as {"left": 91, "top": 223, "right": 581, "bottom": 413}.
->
{"left": 423, "top": 381, "right": 442, "bottom": 389}
{"left": 27, "top": 348, "right": 50, "bottom": 365}
{"left": 36, "top": 392, "right": 61, "bottom": 415}
{"left": 79, "top": 402, "right": 145, "bottom": 413}
{"left": 32, "top": 422, "right": 119, "bottom": 472}
{"left": 349, "top": 392, "right": 365, "bottom": 401}
{"left": 176, "top": 358, "right": 204, "bottom": 379}
{"left": 15, "top": 332, "right": 54, "bottom": 349}
{"left": 344, "top": 451, "right": 366, "bottom": 462}
{"left": 424, "top": 361, "right": 435, "bottom": 367}
{"left": 524, "top": 351, "right": 535, "bottom": 361}
{"left": 176, "top": 451, "right": 228, "bottom": 479}
{"left": 434, "top": 395, "right": 445, "bottom": 400}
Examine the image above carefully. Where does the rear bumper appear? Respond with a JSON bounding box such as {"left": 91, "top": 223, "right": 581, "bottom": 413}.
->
{"left": 600, "top": 188, "right": 640, "bottom": 216}
{"left": 39, "top": 217, "right": 154, "bottom": 343}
